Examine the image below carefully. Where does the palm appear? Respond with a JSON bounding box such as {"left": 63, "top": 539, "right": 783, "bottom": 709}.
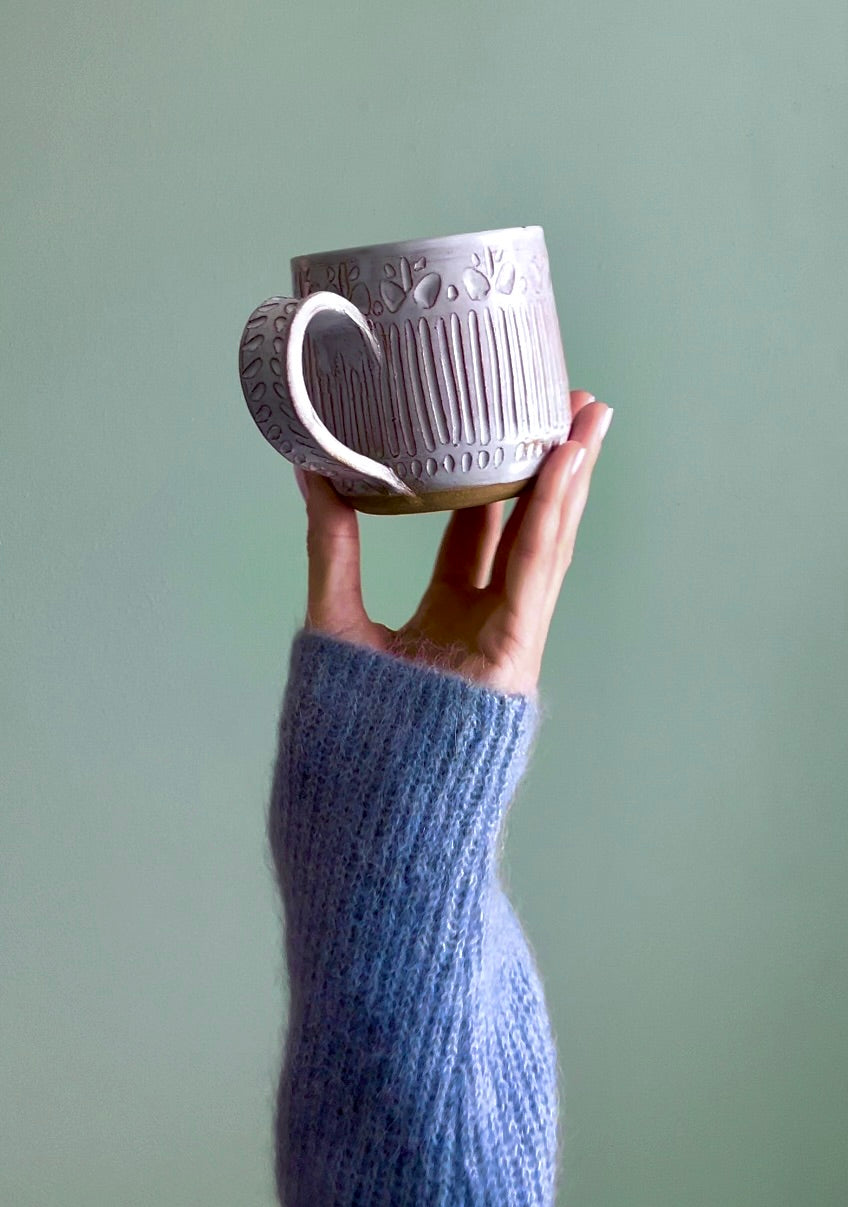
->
{"left": 298, "top": 391, "right": 613, "bottom": 697}
{"left": 378, "top": 580, "right": 517, "bottom": 689}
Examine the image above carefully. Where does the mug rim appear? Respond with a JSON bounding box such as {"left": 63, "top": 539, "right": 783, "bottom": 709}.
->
{"left": 290, "top": 224, "right": 545, "bottom": 266}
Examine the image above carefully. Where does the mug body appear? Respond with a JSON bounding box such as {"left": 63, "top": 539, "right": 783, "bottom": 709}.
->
{"left": 291, "top": 226, "right": 571, "bottom": 511}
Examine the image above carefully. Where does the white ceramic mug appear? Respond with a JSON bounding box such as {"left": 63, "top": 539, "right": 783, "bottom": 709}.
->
{"left": 238, "top": 225, "right": 572, "bottom": 514}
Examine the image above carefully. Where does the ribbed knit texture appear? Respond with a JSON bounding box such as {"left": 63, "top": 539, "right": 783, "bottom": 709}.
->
{"left": 267, "top": 627, "right": 560, "bottom": 1206}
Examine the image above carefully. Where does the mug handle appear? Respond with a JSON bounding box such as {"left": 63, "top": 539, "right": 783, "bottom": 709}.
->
{"left": 239, "top": 291, "right": 416, "bottom": 497}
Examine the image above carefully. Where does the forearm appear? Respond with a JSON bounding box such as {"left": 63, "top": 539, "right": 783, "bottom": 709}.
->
{"left": 267, "top": 628, "right": 559, "bottom": 1206}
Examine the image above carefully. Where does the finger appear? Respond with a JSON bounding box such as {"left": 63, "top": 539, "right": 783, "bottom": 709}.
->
{"left": 299, "top": 469, "right": 369, "bottom": 632}
{"left": 567, "top": 400, "right": 614, "bottom": 465}
{"left": 429, "top": 499, "right": 506, "bottom": 591}
{"left": 570, "top": 389, "right": 597, "bottom": 421}
{"left": 540, "top": 402, "right": 615, "bottom": 619}
{"left": 484, "top": 394, "right": 604, "bottom": 599}
{"left": 487, "top": 439, "right": 587, "bottom": 622}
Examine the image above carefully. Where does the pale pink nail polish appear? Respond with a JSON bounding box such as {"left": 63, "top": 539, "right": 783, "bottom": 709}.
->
{"left": 570, "top": 447, "right": 587, "bottom": 476}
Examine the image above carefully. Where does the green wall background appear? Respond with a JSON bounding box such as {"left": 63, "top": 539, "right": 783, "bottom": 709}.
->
{"left": 2, "top": 2, "right": 846, "bottom": 1204}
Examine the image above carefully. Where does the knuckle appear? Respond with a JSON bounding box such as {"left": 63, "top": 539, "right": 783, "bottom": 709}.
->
{"left": 306, "top": 525, "right": 355, "bottom": 558}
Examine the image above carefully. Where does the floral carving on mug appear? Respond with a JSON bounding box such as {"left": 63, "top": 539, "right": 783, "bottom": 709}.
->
{"left": 460, "top": 246, "right": 532, "bottom": 300}
{"left": 292, "top": 241, "right": 550, "bottom": 320}
{"left": 294, "top": 256, "right": 441, "bottom": 316}
{"left": 378, "top": 255, "right": 442, "bottom": 313}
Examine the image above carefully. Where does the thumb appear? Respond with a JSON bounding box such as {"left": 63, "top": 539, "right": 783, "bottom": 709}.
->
{"left": 294, "top": 465, "right": 310, "bottom": 503}
{"left": 295, "top": 467, "right": 368, "bottom": 633}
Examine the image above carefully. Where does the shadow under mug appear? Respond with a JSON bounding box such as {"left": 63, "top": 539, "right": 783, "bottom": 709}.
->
{"left": 238, "top": 225, "right": 572, "bottom": 514}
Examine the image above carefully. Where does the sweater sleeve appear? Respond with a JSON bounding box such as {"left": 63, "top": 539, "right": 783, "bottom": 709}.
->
{"left": 267, "top": 627, "right": 560, "bottom": 1207}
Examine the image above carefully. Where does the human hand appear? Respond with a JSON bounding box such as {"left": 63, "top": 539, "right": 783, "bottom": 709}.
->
{"left": 293, "top": 391, "right": 614, "bottom": 697}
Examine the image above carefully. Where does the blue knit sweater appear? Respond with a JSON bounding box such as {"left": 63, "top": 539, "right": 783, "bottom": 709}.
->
{"left": 267, "top": 627, "right": 560, "bottom": 1205}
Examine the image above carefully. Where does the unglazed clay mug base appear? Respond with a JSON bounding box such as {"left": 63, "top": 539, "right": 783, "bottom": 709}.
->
{"left": 238, "top": 226, "right": 572, "bottom": 515}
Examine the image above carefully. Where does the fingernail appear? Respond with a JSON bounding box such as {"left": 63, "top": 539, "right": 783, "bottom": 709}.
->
{"left": 598, "top": 407, "right": 614, "bottom": 441}
{"left": 570, "top": 447, "right": 587, "bottom": 477}
{"left": 294, "top": 466, "right": 309, "bottom": 503}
